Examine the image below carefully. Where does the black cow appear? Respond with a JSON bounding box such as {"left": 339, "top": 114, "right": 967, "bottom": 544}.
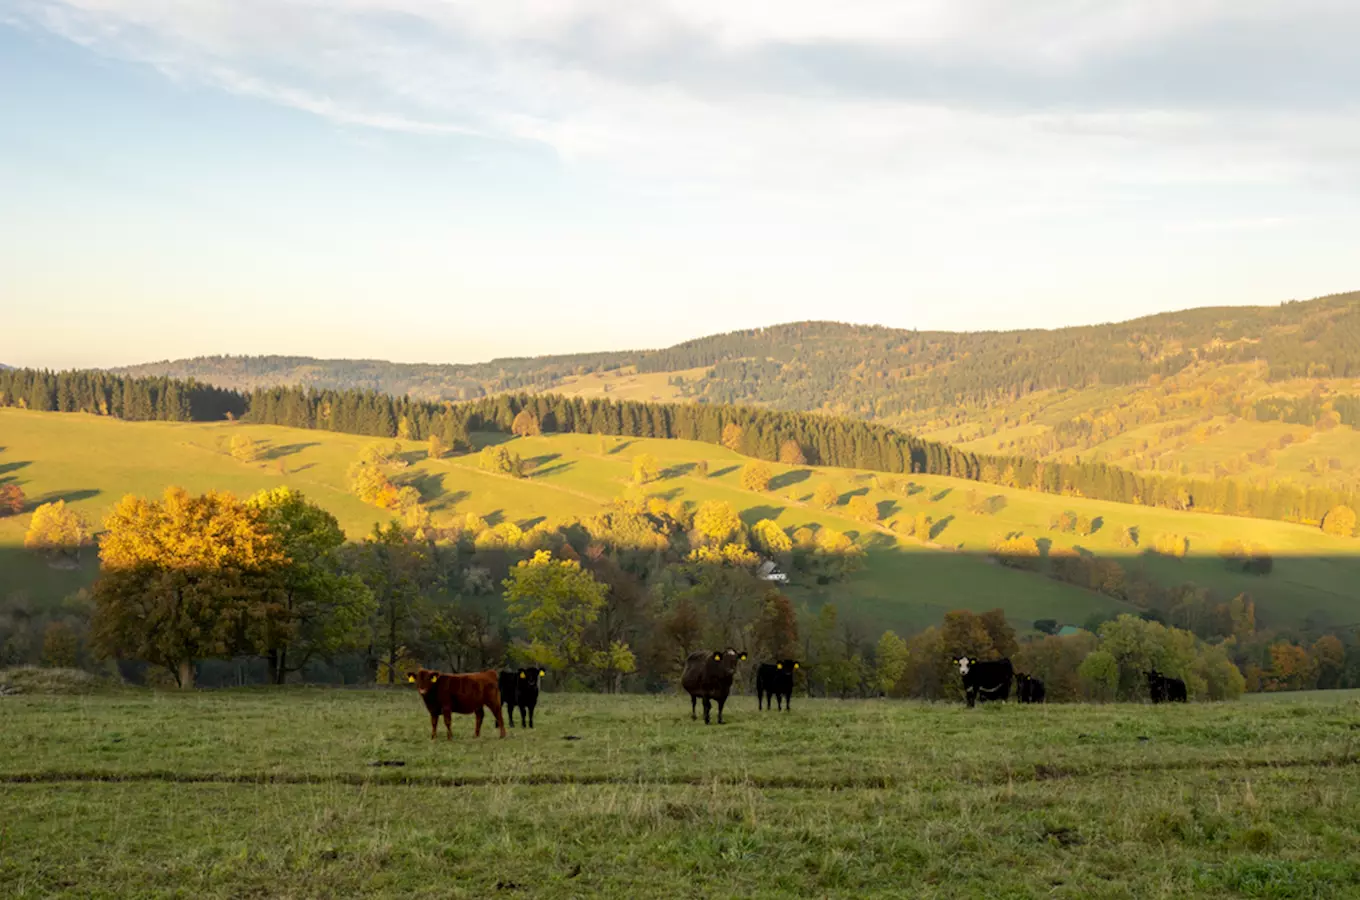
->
{"left": 498, "top": 667, "right": 546, "bottom": 727}
{"left": 756, "top": 659, "right": 799, "bottom": 711}
{"left": 682, "top": 648, "right": 746, "bottom": 724}
{"left": 954, "top": 657, "right": 1014, "bottom": 708}
{"left": 1146, "top": 670, "right": 1187, "bottom": 704}
{"left": 1015, "top": 672, "right": 1046, "bottom": 704}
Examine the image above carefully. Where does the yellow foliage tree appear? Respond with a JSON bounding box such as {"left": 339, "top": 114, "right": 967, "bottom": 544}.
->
{"left": 632, "top": 453, "right": 660, "bottom": 485}
{"left": 740, "top": 461, "right": 773, "bottom": 492}
{"left": 91, "top": 488, "right": 287, "bottom": 688}
{"left": 813, "top": 482, "right": 839, "bottom": 509}
{"left": 778, "top": 440, "right": 807, "bottom": 466}
{"left": 692, "top": 500, "right": 744, "bottom": 547}
{"left": 751, "top": 519, "right": 793, "bottom": 555}
{"left": 511, "top": 410, "right": 541, "bottom": 437}
{"left": 1321, "top": 505, "right": 1356, "bottom": 537}
{"left": 229, "top": 434, "right": 258, "bottom": 463}
{"left": 721, "top": 423, "right": 744, "bottom": 451}
{"left": 846, "top": 495, "right": 878, "bottom": 523}
{"left": 25, "top": 500, "right": 89, "bottom": 561}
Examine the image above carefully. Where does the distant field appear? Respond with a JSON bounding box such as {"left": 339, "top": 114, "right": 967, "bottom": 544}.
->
{"left": 4, "top": 408, "right": 1360, "bottom": 634}
{"left": 2, "top": 688, "right": 1358, "bottom": 898}
{"left": 536, "top": 365, "right": 710, "bottom": 404}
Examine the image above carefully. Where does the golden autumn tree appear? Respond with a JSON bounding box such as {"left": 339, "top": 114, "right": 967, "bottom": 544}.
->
{"left": 90, "top": 488, "right": 287, "bottom": 689}
{"left": 813, "top": 482, "right": 839, "bottom": 509}
{"left": 24, "top": 500, "right": 89, "bottom": 562}
{"left": 511, "top": 409, "right": 541, "bottom": 437}
{"left": 778, "top": 440, "right": 807, "bottom": 466}
{"left": 721, "top": 422, "right": 744, "bottom": 452}
{"left": 1321, "top": 505, "right": 1356, "bottom": 537}
{"left": 740, "top": 461, "right": 773, "bottom": 492}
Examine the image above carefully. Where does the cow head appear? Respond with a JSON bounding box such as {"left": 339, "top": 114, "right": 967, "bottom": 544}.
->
{"left": 710, "top": 648, "right": 747, "bottom": 676}
{"left": 411, "top": 668, "right": 440, "bottom": 695}
{"left": 775, "top": 659, "right": 800, "bottom": 673}
{"left": 518, "top": 667, "right": 542, "bottom": 689}
{"left": 954, "top": 657, "right": 975, "bottom": 676}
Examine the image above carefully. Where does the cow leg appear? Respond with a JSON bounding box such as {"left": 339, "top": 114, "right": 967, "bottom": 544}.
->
{"left": 784, "top": 692, "right": 791, "bottom": 712}
{"left": 505, "top": 701, "right": 515, "bottom": 727}
{"left": 494, "top": 701, "right": 506, "bottom": 738}
{"left": 702, "top": 697, "right": 712, "bottom": 725}
{"left": 474, "top": 707, "right": 484, "bottom": 737}
{"left": 966, "top": 688, "right": 977, "bottom": 709}
{"left": 429, "top": 713, "right": 439, "bottom": 740}
{"left": 757, "top": 690, "right": 763, "bottom": 710}
{"left": 691, "top": 695, "right": 697, "bottom": 721}
{"left": 443, "top": 710, "right": 453, "bottom": 741}
{"left": 527, "top": 704, "right": 534, "bottom": 729}
{"left": 716, "top": 696, "right": 727, "bottom": 725}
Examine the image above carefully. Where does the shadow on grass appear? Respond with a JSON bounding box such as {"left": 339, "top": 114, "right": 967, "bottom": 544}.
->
{"left": 531, "top": 462, "right": 575, "bottom": 478}
{"left": 0, "top": 460, "right": 31, "bottom": 480}
{"left": 770, "top": 469, "right": 811, "bottom": 491}
{"left": 877, "top": 499, "right": 899, "bottom": 520}
{"left": 929, "top": 515, "right": 954, "bottom": 541}
{"left": 25, "top": 489, "right": 101, "bottom": 510}
{"left": 259, "top": 442, "right": 318, "bottom": 461}
{"left": 741, "top": 505, "right": 786, "bottom": 525}
{"left": 838, "top": 487, "right": 869, "bottom": 504}
{"left": 607, "top": 440, "right": 635, "bottom": 456}
{"left": 931, "top": 489, "right": 953, "bottom": 502}
{"left": 710, "top": 465, "right": 739, "bottom": 479}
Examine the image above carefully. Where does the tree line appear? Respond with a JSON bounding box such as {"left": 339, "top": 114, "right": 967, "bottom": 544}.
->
{"left": 8, "top": 364, "right": 1360, "bottom": 529}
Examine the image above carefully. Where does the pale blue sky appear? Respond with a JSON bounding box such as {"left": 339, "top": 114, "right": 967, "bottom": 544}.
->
{"left": 2, "top": 1, "right": 1358, "bottom": 369}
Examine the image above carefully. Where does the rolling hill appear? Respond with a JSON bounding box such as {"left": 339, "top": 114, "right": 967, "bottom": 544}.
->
{"left": 4, "top": 408, "right": 1359, "bottom": 638}
{"left": 112, "top": 291, "right": 1360, "bottom": 494}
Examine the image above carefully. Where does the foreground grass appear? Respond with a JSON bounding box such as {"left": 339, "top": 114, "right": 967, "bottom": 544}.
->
{"left": 3, "top": 690, "right": 1359, "bottom": 898}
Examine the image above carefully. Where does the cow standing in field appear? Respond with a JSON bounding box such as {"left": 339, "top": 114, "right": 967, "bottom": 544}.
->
{"left": 409, "top": 668, "right": 506, "bottom": 739}
{"left": 1146, "top": 670, "right": 1187, "bottom": 704}
{"left": 682, "top": 649, "right": 747, "bottom": 725}
{"left": 499, "top": 667, "right": 545, "bottom": 728}
{"left": 954, "top": 657, "right": 1014, "bottom": 708}
{"left": 1015, "top": 672, "right": 1046, "bottom": 704}
{"left": 756, "top": 660, "right": 799, "bottom": 711}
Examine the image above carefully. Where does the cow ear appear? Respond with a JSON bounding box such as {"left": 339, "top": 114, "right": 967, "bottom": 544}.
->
{"left": 713, "top": 653, "right": 722, "bottom": 661}
{"left": 407, "top": 674, "right": 415, "bottom": 683}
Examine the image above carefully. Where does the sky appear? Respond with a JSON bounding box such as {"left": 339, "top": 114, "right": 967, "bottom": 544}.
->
{"left": 2, "top": 1, "right": 1358, "bottom": 370}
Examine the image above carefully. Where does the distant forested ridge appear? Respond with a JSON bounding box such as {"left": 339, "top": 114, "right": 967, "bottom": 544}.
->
{"left": 115, "top": 351, "right": 635, "bottom": 401}
{"left": 0, "top": 368, "right": 246, "bottom": 421}
{"left": 113, "top": 291, "right": 1360, "bottom": 416}
{"left": 7, "top": 363, "right": 1357, "bottom": 529}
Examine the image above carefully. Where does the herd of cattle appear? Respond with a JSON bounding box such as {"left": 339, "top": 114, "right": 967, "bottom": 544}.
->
{"left": 408, "top": 652, "right": 1189, "bottom": 739}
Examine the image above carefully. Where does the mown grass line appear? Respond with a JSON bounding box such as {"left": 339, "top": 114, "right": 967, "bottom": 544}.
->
{"left": 7, "top": 749, "right": 1356, "bottom": 790}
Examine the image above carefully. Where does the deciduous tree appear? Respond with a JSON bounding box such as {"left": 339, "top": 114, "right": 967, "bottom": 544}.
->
{"left": 91, "top": 488, "right": 286, "bottom": 688}
{"left": 740, "top": 461, "right": 773, "bottom": 492}
{"left": 503, "top": 550, "right": 610, "bottom": 678}
{"left": 24, "top": 501, "right": 89, "bottom": 561}
{"left": 0, "top": 483, "right": 24, "bottom": 517}
{"left": 813, "top": 482, "right": 839, "bottom": 509}
{"left": 1322, "top": 505, "right": 1356, "bottom": 537}
{"left": 511, "top": 410, "right": 541, "bottom": 437}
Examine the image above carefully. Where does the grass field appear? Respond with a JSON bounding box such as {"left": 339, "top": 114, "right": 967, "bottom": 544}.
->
{"left": 4, "top": 408, "right": 1360, "bottom": 635}
{"left": 2, "top": 687, "right": 1359, "bottom": 898}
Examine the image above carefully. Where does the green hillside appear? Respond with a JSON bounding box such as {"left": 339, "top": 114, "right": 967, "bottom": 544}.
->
{"left": 5, "top": 408, "right": 1359, "bottom": 635}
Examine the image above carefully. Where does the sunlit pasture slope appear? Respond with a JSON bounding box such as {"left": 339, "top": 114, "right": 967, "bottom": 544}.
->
{"left": 1, "top": 690, "right": 1358, "bottom": 898}
{"left": 4, "top": 408, "right": 1360, "bottom": 633}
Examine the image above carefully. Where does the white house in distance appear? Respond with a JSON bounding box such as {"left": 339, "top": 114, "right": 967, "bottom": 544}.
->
{"left": 757, "top": 559, "right": 787, "bottom": 583}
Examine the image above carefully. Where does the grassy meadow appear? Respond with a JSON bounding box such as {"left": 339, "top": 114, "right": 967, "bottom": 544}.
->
{"left": 2, "top": 687, "right": 1359, "bottom": 898}
{"left": 4, "top": 407, "right": 1360, "bottom": 634}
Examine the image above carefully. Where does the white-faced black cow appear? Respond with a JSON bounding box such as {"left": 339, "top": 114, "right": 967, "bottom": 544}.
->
{"left": 1145, "top": 670, "right": 1187, "bottom": 703}
{"left": 756, "top": 659, "right": 799, "bottom": 711}
{"left": 1015, "top": 672, "right": 1046, "bottom": 704}
{"left": 682, "top": 648, "right": 747, "bottom": 724}
{"left": 954, "top": 657, "right": 1014, "bottom": 707}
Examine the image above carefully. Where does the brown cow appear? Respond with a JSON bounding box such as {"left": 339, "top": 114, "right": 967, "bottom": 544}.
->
{"left": 408, "top": 668, "right": 506, "bottom": 740}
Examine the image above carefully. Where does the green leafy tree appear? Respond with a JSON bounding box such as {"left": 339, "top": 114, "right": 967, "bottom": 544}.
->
{"left": 247, "top": 487, "right": 375, "bottom": 684}
{"left": 1078, "top": 650, "right": 1119, "bottom": 701}
{"left": 503, "top": 550, "right": 610, "bottom": 678}
{"left": 351, "top": 522, "right": 438, "bottom": 684}
{"left": 427, "top": 433, "right": 449, "bottom": 460}
{"left": 875, "top": 630, "right": 910, "bottom": 696}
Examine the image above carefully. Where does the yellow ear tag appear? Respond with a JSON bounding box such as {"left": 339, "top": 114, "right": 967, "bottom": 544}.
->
{"left": 740, "top": 653, "right": 747, "bottom": 660}
{"left": 794, "top": 663, "right": 799, "bottom": 669}
{"left": 539, "top": 670, "right": 546, "bottom": 677}
{"left": 713, "top": 653, "right": 721, "bottom": 661}
{"left": 776, "top": 664, "right": 782, "bottom": 670}
{"left": 519, "top": 672, "right": 526, "bottom": 679}
{"left": 407, "top": 675, "right": 415, "bottom": 683}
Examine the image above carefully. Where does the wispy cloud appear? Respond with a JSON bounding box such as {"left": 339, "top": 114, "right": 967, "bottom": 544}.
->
{"left": 10, "top": 0, "right": 1360, "bottom": 220}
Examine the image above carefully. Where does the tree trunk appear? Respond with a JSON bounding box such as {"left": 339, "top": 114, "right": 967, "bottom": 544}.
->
{"left": 178, "top": 659, "right": 195, "bottom": 690}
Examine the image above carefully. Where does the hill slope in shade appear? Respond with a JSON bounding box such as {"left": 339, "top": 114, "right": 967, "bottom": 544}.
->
{"left": 4, "top": 408, "right": 1360, "bottom": 634}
